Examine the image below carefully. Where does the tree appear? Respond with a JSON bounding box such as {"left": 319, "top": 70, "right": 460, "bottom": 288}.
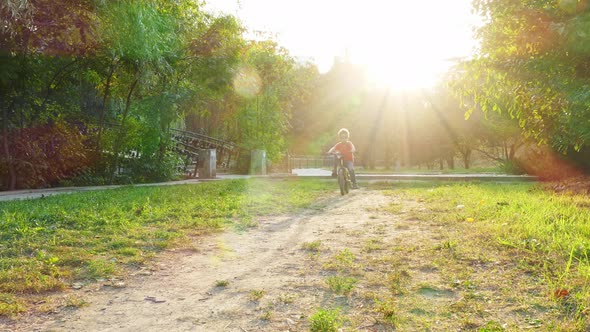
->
{"left": 233, "top": 40, "right": 300, "bottom": 161}
{"left": 451, "top": 0, "right": 590, "bottom": 171}
{"left": 0, "top": 1, "right": 346, "bottom": 188}
{"left": 0, "top": 0, "right": 97, "bottom": 189}
{"left": 180, "top": 14, "right": 245, "bottom": 136}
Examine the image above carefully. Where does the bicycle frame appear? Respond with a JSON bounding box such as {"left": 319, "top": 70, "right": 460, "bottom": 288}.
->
{"left": 335, "top": 153, "right": 352, "bottom": 195}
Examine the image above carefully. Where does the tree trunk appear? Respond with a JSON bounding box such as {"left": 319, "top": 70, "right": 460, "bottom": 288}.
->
{"left": 109, "top": 78, "right": 138, "bottom": 183}
{"left": 508, "top": 139, "right": 523, "bottom": 161}
{"left": 463, "top": 150, "right": 471, "bottom": 169}
{"left": 96, "top": 58, "right": 117, "bottom": 155}
{"left": 2, "top": 107, "right": 17, "bottom": 190}
{"left": 40, "top": 58, "right": 78, "bottom": 112}
{"left": 446, "top": 155, "right": 455, "bottom": 169}
{"left": 158, "top": 79, "right": 171, "bottom": 161}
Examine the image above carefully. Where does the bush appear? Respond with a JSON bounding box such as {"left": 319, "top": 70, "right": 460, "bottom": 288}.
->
{"left": 0, "top": 122, "right": 91, "bottom": 190}
{"left": 499, "top": 160, "right": 526, "bottom": 175}
{"left": 118, "top": 152, "right": 183, "bottom": 184}
{"left": 513, "top": 143, "right": 584, "bottom": 180}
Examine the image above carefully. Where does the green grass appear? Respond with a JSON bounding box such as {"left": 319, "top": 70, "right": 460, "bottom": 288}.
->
{"left": 0, "top": 294, "right": 25, "bottom": 316}
{"left": 378, "top": 182, "right": 590, "bottom": 262}
{"left": 302, "top": 240, "right": 322, "bottom": 252}
{"left": 326, "top": 275, "right": 358, "bottom": 295}
{"left": 0, "top": 178, "right": 332, "bottom": 316}
{"left": 368, "top": 181, "right": 590, "bottom": 324}
{"left": 248, "top": 289, "right": 265, "bottom": 301}
{"left": 215, "top": 280, "right": 229, "bottom": 288}
{"left": 323, "top": 248, "right": 356, "bottom": 272}
{"left": 334, "top": 248, "right": 355, "bottom": 267}
{"left": 302, "top": 181, "right": 590, "bottom": 330}
{"left": 374, "top": 298, "right": 398, "bottom": 326}
{"left": 309, "top": 308, "right": 344, "bottom": 332}
{"left": 6, "top": 178, "right": 590, "bottom": 328}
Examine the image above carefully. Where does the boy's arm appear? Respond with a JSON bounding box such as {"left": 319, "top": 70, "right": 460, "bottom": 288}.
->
{"left": 328, "top": 143, "right": 340, "bottom": 154}
{"left": 350, "top": 142, "right": 356, "bottom": 153}
{"left": 327, "top": 144, "right": 337, "bottom": 154}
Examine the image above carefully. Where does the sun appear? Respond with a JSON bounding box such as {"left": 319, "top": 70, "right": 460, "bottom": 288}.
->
{"left": 204, "top": 0, "right": 480, "bottom": 89}
{"left": 334, "top": 1, "right": 478, "bottom": 91}
{"left": 359, "top": 52, "right": 450, "bottom": 91}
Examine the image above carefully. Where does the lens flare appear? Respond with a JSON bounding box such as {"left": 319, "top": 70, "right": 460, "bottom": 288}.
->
{"left": 233, "top": 66, "right": 261, "bottom": 98}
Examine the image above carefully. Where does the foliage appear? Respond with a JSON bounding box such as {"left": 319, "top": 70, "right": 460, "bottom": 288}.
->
{"left": 450, "top": 0, "right": 590, "bottom": 170}
{"left": 0, "top": 0, "right": 320, "bottom": 189}
{"left": 97, "top": 1, "right": 182, "bottom": 63}
{"left": 0, "top": 121, "right": 91, "bottom": 189}
{"left": 116, "top": 151, "right": 183, "bottom": 184}
{"left": 309, "top": 308, "right": 343, "bottom": 332}
{"left": 326, "top": 275, "right": 358, "bottom": 295}
{"left": 232, "top": 40, "right": 315, "bottom": 162}
{"left": 289, "top": 59, "right": 517, "bottom": 170}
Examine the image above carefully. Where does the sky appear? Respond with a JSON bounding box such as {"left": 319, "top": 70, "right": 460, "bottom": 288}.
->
{"left": 204, "top": 0, "right": 483, "bottom": 89}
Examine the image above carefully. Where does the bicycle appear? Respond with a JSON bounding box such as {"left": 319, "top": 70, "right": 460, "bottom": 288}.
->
{"left": 333, "top": 152, "right": 353, "bottom": 195}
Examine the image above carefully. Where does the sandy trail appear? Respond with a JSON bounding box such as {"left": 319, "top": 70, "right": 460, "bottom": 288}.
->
{"left": 9, "top": 190, "right": 409, "bottom": 332}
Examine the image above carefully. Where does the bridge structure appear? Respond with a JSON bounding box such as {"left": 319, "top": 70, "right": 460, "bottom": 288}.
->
{"left": 170, "top": 128, "right": 242, "bottom": 176}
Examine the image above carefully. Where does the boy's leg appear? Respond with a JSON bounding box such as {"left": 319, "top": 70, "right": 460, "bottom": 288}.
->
{"left": 345, "top": 161, "right": 358, "bottom": 188}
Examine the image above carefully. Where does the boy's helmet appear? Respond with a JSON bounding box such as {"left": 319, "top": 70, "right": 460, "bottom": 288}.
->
{"left": 338, "top": 128, "right": 350, "bottom": 138}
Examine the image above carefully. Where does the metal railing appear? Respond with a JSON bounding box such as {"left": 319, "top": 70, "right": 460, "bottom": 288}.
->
{"left": 170, "top": 128, "right": 238, "bottom": 151}
{"left": 170, "top": 128, "right": 242, "bottom": 175}
{"left": 289, "top": 155, "right": 334, "bottom": 169}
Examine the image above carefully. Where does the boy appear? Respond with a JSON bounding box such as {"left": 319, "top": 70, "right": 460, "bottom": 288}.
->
{"left": 328, "top": 128, "right": 358, "bottom": 189}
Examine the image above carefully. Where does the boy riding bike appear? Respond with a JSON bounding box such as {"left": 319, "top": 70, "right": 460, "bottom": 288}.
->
{"left": 328, "top": 128, "right": 359, "bottom": 189}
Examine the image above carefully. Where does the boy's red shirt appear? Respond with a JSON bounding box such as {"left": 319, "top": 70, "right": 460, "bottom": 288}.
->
{"left": 333, "top": 141, "right": 355, "bottom": 161}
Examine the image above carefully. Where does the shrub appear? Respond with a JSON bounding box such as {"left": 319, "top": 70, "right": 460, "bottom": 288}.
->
{"left": 0, "top": 121, "right": 91, "bottom": 190}
{"left": 309, "top": 308, "right": 343, "bottom": 332}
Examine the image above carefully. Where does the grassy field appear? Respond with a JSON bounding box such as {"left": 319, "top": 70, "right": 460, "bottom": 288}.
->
{"left": 296, "top": 181, "right": 590, "bottom": 331}
{"left": 2, "top": 178, "right": 590, "bottom": 330}
{"left": 0, "top": 179, "right": 334, "bottom": 316}
{"left": 358, "top": 181, "right": 590, "bottom": 330}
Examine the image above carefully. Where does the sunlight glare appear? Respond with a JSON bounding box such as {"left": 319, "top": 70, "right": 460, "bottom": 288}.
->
{"left": 205, "top": 0, "right": 480, "bottom": 88}
{"left": 361, "top": 53, "right": 450, "bottom": 90}
{"left": 344, "top": 1, "right": 478, "bottom": 90}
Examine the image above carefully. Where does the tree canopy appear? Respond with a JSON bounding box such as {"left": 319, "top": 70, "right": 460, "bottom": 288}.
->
{"left": 4, "top": 0, "right": 590, "bottom": 190}
{"left": 450, "top": 0, "right": 590, "bottom": 169}
{"left": 0, "top": 0, "right": 317, "bottom": 189}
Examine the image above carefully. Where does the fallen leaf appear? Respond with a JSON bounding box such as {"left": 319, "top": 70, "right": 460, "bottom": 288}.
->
{"left": 553, "top": 289, "right": 569, "bottom": 299}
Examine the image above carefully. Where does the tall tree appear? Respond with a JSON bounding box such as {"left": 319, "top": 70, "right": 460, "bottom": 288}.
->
{"left": 0, "top": 0, "right": 97, "bottom": 189}
{"left": 451, "top": 0, "right": 590, "bottom": 171}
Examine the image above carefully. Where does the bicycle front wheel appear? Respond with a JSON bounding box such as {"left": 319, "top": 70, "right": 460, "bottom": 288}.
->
{"left": 344, "top": 169, "right": 351, "bottom": 193}
{"left": 338, "top": 169, "right": 348, "bottom": 195}
{"left": 338, "top": 168, "right": 348, "bottom": 195}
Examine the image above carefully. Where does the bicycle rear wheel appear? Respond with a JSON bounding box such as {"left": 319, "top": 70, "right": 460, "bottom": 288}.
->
{"left": 338, "top": 168, "right": 347, "bottom": 195}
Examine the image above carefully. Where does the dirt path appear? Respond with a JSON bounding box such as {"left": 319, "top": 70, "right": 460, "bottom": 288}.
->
{"left": 6, "top": 190, "right": 456, "bottom": 332}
